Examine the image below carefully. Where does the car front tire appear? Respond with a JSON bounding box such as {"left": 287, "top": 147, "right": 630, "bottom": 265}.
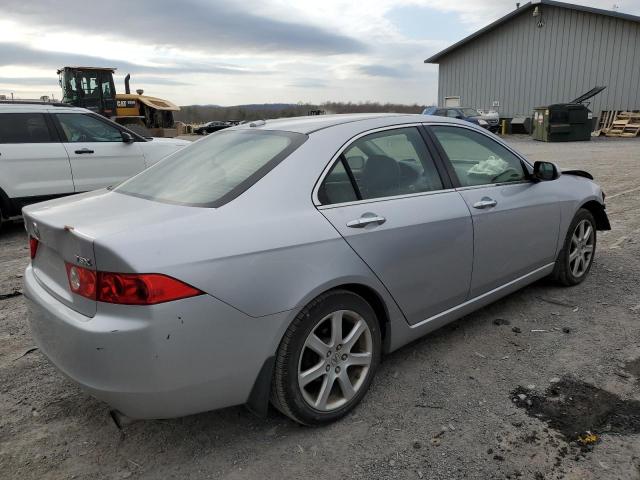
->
{"left": 552, "top": 208, "right": 597, "bottom": 286}
{"left": 271, "top": 290, "right": 381, "bottom": 425}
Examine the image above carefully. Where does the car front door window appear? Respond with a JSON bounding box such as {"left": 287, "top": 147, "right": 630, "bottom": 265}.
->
{"left": 56, "top": 113, "right": 123, "bottom": 142}
{"left": 430, "top": 126, "right": 527, "bottom": 186}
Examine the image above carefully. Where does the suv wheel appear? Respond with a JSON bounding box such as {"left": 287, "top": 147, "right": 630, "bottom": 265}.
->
{"left": 271, "top": 290, "right": 381, "bottom": 425}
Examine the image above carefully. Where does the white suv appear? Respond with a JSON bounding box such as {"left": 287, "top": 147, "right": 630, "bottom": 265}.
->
{"left": 0, "top": 103, "right": 190, "bottom": 228}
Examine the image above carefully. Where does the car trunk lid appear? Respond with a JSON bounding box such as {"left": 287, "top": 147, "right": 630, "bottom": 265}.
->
{"left": 24, "top": 212, "right": 97, "bottom": 317}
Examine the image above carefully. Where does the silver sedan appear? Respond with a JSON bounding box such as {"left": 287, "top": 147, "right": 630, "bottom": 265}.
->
{"left": 23, "top": 114, "right": 610, "bottom": 425}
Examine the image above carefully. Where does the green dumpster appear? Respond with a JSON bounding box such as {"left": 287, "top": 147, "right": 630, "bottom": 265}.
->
{"left": 532, "top": 86, "right": 605, "bottom": 142}
{"left": 532, "top": 104, "right": 593, "bottom": 142}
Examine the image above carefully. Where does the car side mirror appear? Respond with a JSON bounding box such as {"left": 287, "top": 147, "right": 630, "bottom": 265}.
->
{"left": 533, "top": 161, "right": 559, "bottom": 181}
{"left": 121, "top": 132, "right": 134, "bottom": 143}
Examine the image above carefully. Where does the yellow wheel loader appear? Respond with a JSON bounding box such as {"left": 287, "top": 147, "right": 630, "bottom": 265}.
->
{"left": 58, "top": 67, "right": 180, "bottom": 137}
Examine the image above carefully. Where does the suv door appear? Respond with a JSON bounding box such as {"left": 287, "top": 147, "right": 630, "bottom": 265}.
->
{"left": 53, "top": 112, "right": 145, "bottom": 192}
{"left": 428, "top": 125, "right": 561, "bottom": 298}
{"left": 0, "top": 112, "right": 73, "bottom": 212}
{"left": 317, "top": 126, "right": 473, "bottom": 325}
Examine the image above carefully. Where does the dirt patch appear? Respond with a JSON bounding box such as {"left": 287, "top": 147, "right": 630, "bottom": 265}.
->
{"left": 624, "top": 358, "right": 640, "bottom": 380}
{"left": 511, "top": 378, "right": 640, "bottom": 441}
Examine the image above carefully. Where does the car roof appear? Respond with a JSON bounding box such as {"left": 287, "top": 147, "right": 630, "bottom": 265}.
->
{"left": 0, "top": 103, "right": 87, "bottom": 113}
{"left": 232, "top": 113, "right": 469, "bottom": 134}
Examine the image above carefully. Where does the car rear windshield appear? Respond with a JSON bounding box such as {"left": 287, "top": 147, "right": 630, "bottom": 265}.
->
{"left": 116, "top": 129, "right": 307, "bottom": 207}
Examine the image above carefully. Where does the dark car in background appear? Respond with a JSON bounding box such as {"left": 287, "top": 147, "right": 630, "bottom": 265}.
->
{"left": 423, "top": 106, "right": 494, "bottom": 131}
{"left": 194, "top": 121, "right": 231, "bottom": 135}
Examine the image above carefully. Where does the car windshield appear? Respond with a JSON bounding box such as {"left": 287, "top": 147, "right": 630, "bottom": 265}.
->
{"left": 116, "top": 129, "right": 306, "bottom": 207}
{"left": 461, "top": 108, "right": 480, "bottom": 117}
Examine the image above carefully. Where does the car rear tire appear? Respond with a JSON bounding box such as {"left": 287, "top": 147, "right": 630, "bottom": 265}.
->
{"left": 271, "top": 290, "right": 381, "bottom": 425}
{"left": 552, "top": 208, "right": 597, "bottom": 286}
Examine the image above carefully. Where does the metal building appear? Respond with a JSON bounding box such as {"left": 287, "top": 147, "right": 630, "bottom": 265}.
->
{"left": 425, "top": 0, "right": 640, "bottom": 120}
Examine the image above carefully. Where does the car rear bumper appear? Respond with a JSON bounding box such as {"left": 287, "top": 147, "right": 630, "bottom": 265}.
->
{"left": 23, "top": 265, "right": 291, "bottom": 419}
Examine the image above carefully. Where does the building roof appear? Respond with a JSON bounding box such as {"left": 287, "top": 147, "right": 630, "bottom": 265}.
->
{"left": 424, "top": 0, "right": 640, "bottom": 63}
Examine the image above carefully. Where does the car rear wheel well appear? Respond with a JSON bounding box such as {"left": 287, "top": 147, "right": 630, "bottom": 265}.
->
{"left": 580, "top": 200, "right": 610, "bottom": 231}
{"left": 247, "top": 283, "right": 391, "bottom": 418}
{"left": 329, "top": 283, "right": 390, "bottom": 352}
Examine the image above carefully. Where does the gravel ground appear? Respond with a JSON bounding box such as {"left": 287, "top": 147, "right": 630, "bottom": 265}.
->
{"left": 1, "top": 135, "right": 639, "bottom": 480}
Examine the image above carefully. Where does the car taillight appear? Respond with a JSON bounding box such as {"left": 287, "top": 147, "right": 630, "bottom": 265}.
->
{"left": 64, "top": 262, "right": 202, "bottom": 305}
{"left": 29, "top": 236, "right": 39, "bottom": 260}
{"left": 98, "top": 272, "right": 202, "bottom": 305}
{"left": 65, "top": 263, "right": 97, "bottom": 300}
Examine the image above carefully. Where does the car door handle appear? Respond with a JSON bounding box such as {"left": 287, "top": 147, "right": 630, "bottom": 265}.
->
{"left": 473, "top": 197, "right": 498, "bottom": 209}
{"left": 346, "top": 214, "right": 386, "bottom": 228}
{"left": 74, "top": 148, "right": 94, "bottom": 154}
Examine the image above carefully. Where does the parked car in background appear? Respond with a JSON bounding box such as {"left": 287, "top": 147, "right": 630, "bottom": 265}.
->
{"left": 423, "top": 106, "right": 492, "bottom": 130}
{"left": 477, "top": 109, "right": 501, "bottom": 132}
{"left": 23, "top": 113, "right": 609, "bottom": 426}
{"left": 193, "top": 121, "right": 231, "bottom": 135}
{"left": 0, "top": 103, "right": 190, "bottom": 229}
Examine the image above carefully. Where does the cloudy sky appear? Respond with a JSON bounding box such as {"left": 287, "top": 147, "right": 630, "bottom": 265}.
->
{"left": 1, "top": 0, "right": 638, "bottom": 106}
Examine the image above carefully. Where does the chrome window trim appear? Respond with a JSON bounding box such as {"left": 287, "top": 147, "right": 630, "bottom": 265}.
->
{"left": 312, "top": 123, "right": 446, "bottom": 207}
{"left": 454, "top": 180, "right": 532, "bottom": 192}
{"left": 317, "top": 187, "right": 457, "bottom": 210}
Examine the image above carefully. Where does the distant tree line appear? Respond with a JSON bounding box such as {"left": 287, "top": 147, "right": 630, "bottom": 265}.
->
{"left": 175, "top": 101, "right": 426, "bottom": 124}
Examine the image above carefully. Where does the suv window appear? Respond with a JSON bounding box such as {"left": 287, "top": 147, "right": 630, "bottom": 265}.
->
{"left": 0, "top": 113, "right": 54, "bottom": 144}
{"left": 431, "top": 126, "right": 527, "bottom": 186}
{"left": 445, "top": 109, "right": 459, "bottom": 118}
{"left": 319, "top": 127, "right": 444, "bottom": 204}
{"left": 56, "top": 113, "right": 123, "bottom": 142}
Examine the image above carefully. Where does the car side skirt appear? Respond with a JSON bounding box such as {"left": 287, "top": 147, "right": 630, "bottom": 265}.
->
{"left": 387, "top": 262, "right": 556, "bottom": 352}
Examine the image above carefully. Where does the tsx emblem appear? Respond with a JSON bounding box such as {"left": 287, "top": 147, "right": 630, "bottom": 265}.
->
{"left": 75, "top": 255, "right": 93, "bottom": 267}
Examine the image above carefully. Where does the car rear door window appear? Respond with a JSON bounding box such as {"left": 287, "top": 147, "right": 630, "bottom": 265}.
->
{"left": 317, "top": 159, "right": 358, "bottom": 205}
{"left": 56, "top": 113, "right": 123, "bottom": 142}
{"left": 0, "top": 113, "right": 54, "bottom": 143}
{"left": 430, "top": 126, "right": 527, "bottom": 187}
{"left": 320, "top": 127, "right": 444, "bottom": 204}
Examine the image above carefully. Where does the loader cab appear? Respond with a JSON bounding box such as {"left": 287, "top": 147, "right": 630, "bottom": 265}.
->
{"left": 58, "top": 67, "right": 117, "bottom": 118}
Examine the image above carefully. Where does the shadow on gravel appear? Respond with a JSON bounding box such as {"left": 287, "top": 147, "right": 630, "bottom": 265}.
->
{"left": 511, "top": 378, "right": 640, "bottom": 441}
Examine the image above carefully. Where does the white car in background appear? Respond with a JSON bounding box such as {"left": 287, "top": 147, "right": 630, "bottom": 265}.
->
{"left": 0, "top": 103, "right": 190, "bottom": 228}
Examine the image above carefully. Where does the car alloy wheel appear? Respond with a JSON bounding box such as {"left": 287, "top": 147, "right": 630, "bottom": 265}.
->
{"left": 271, "top": 290, "right": 381, "bottom": 425}
{"left": 552, "top": 208, "right": 597, "bottom": 286}
{"left": 298, "top": 309, "right": 373, "bottom": 412}
{"left": 569, "top": 219, "right": 595, "bottom": 278}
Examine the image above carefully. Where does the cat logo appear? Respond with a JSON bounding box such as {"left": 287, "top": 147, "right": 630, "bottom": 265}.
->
{"left": 117, "top": 100, "right": 137, "bottom": 108}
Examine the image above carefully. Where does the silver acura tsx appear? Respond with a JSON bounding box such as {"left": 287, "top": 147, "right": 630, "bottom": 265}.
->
{"left": 23, "top": 114, "right": 610, "bottom": 425}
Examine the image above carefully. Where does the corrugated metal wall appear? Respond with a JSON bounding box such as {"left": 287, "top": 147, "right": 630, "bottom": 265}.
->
{"left": 437, "top": 5, "right": 640, "bottom": 118}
